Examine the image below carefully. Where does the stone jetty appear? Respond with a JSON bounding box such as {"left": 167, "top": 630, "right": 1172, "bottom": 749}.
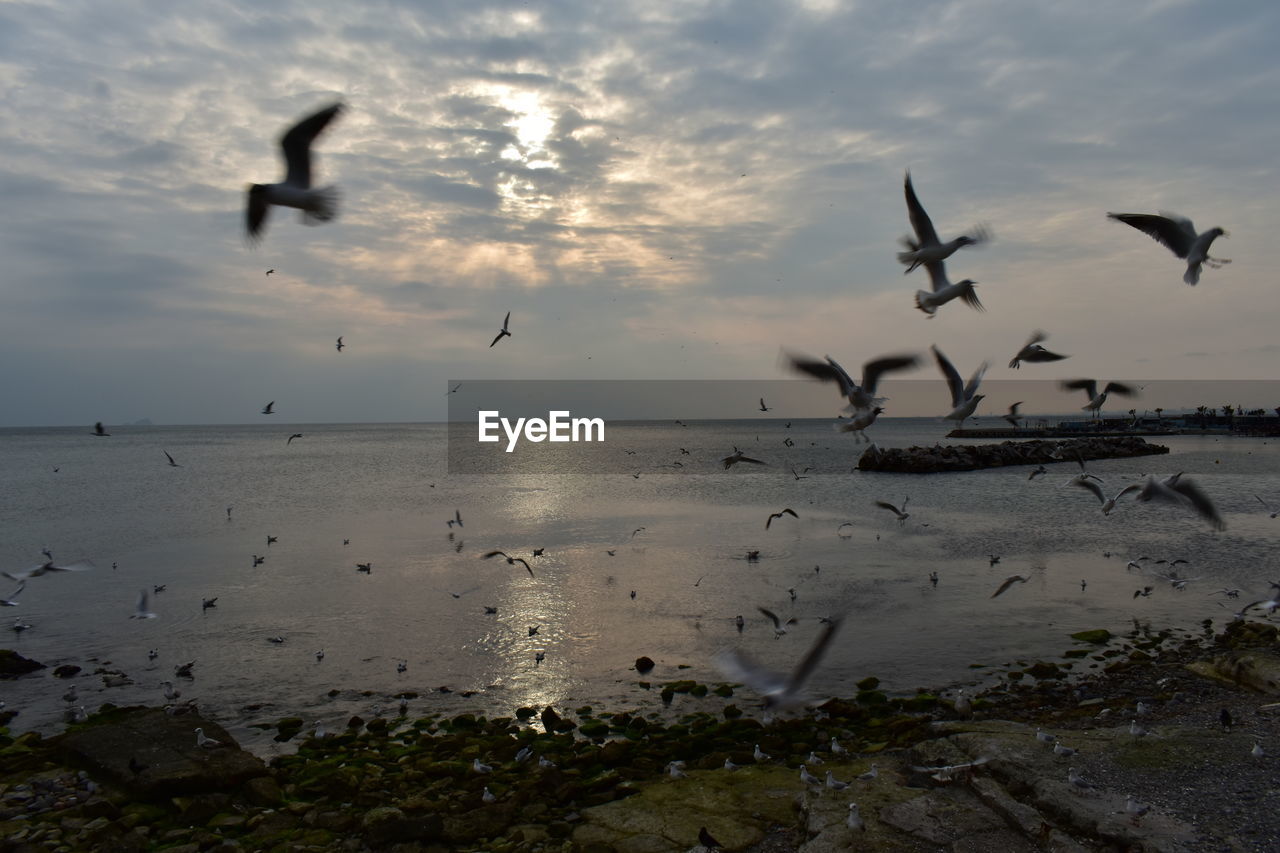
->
{"left": 857, "top": 436, "right": 1168, "bottom": 473}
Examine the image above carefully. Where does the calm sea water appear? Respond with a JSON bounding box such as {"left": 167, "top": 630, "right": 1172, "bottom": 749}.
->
{"left": 3, "top": 419, "right": 1277, "bottom": 754}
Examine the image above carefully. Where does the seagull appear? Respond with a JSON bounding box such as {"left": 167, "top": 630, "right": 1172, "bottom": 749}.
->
{"left": 173, "top": 661, "right": 195, "bottom": 678}
{"left": 831, "top": 737, "right": 847, "bottom": 755}
{"left": 202, "top": 597, "right": 217, "bottom": 610}
{"left": 287, "top": 433, "right": 303, "bottom": 444}
{"left": 164, "top": 450, "right": 181, "bottom": 468}
{"left": 3, "top": 557, "right": 94, "bottom": 582}
{"left": 1252, "top": 742, "right": 1265, "bottom": 759}
{"left": 534, "top": 651, "right": 545, "bottom": 664}
{"left": 335, "top": 336, "right": 344, "bottom": 352}
{"left": 1, "top": 581, "right": 24, "bottom": 606}
{"left": 1035, "top": 729, "right": 1056, "bottom": 747}
{"left": 1130, "top": 719, "right": 1151, "bottom": 737}
{"left": 856, "top": 763, "right": 878, "bottom": 782}
{"left": 836, "top": 405, "right": 885, "bottom": 442}
{"left": 933, "top": 346, "right": 987, "bottom": 425}
{"left": 991, "top": 575, "right": 1030, "bottom": 599}
{"left": 482, "top": 551, "right": 535, "bottom": 578}
{"left": 538, "top": 755, "right": 556, "bottom": 769}
{"left": 784, "top": 351, "right": 920, "bottom": 412}
{"left": 91, "top": 422, "right": 110, "bottom": 437}
{"left": 262, "top": 401, "right": 275, "bottom": 415}
{"left": 667, "top": 761, "right": 688, "bottom": 779}
{"left": 481, "top": 786, "right": 497, "bottom": 804}
{"left": 807, "top": 751, "right": 824, "bottom": 765}
{"left": 315, "top": 649, "right": 324, "bottom": 661}
{"left": 759, "top": 397, "right": 771, "bottom": 412}
{"left": 489, "top": 312, "right": 512, "bottom": 348}
{"left": 765, "top": 508, "right": 798, "bottom": 530}
{"left": 130, "top": 590, "right": 157, "bottom": 619}
{"left": 1126, "top": 795, "right": 1152, "bottom": 824}
{"left": 252, "top": 555, "right": 265, "bottom": 566}
{"left": 1028, "top": 465, "right": 1048, "bottom": 480}
{"left": 714, "top": 616, "right": 844, "bottom": 709}
{"left": 874, "top": 498, "right": 910, "bottom": 524}
{"left": 1067, "top": 767, "right": 1092, "bottom": 792}
{"left": 847, "top": 803, "right": 866, "bottom": 831}
{"left": 721, "top": 448, "right": 766, "bottom": 469}
{"left": 723, "top": 757, "right": 741, "bottom": 771}
{"left": 1071, "top": 479, "right": 1142, "bottom": 515}
{"left": 246, "top": 102, "right": 344, "bottom": 242}
{"left": 1134, "top": 586, "right": 1154, "bottom": 598}
{"left": 514, "top": 746, "right": 533, "bottom": 764}
{"left": 825, "top": 771, "right": 850, "bottom": 790}
{"left": 757, "top": 606, "right": 799, "bottom": 638}
{"left": 447, "top": 509, "right": 464, "bottom": 528}
{"left": 799, "top": 765, "right": 822, "bottom": 787}
{"left": 898, "top": 172, "right": 990, "bottom": 275}
{"left": 1053, "top": 741, "right": 1077, "bottom": 758}
{"left": 1135, "top": 473, "right": 1225, "bottom": 530}
{"left": 753, "top": 744, "right": 771, "bottom": 762}
{"left": 356, "top": 563, "right": 371, "bottom": 573}
{"left": 265, "top": 269, "right": 275, "bottom": 276}
{"left": 1003, "top": 402, "right": 1024, "bottom": 428}
{"left": 473, "top": 758, "right": 493, "bottom": 774}
{"left": 195, "top": 727, "right": 223, "bottom": 749}
{"left": 1107, "top": 211, "right": 1229, "bottom": 286}
{"left": 1255, "top": 496, "right": 1279, "bottom": 519}
{"left": 1060, "top": 379, "right": 1136, "bottom": 418}
{"left": 266, "top": 535, "right": 277, "bottom": 546}
{"left": 1008, "top": 330, "right": 1068, "bottom": 369}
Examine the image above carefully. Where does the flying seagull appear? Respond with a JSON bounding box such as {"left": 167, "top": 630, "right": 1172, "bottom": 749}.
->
{"left": 933, "top": 345, "right": 987, "bottom": 426}
{"left": 1008, "top": 330, "right": 1068, "bottom": 369}
{"left": 837, "top": 406, "right": 886, "bottom": 442}
{"left": 287, "top": 433, "right": 303, "bottom": 444}
{"left": 715, "top": 616, "right": 844, "bottom": 709}
{"left": 784, "top": 351, "right": 920, "bottom": 412}
{"left": 874, "top": 498, "right": 910, "bottom": 524}
{"left": 1135, "top": 473, "right": 1226, "bottom": 530}
{"left": 482, "top": 550, "right": 535, "bottom": 578}
{"left": 489, "top": 312, "right": 512, "bottom": 347}
{"left": 262, "top": 401, "right": 276, "bottom": 415}
{"left": 991, "top": 575, "right": 1030, "bottom": 598}
{"left": 1071, "top": 479, "right": 1142, "bottom": 515}
{"left": 1060, "top": 379, "right": 1135, "bottom": 418}
{"left": 765, "top": 508, "right": 798, "bottom": 530}
{"left": 246, "top": 102, "right": 344, "bottom": 243}
{"left": 721, "top": 448, "right": 766, "bottom": 469}
{"left": 758, "top": 397, "right": 771, "bottom": 412}
{"left": 265, "top": 269, "right": 275, "bottom": 276}
{"left": 1003, "top": 402, "right": 1023, "bottom": 428}
{"left": 4, "top": 557, "right": 94, "bottom": 582}
{"left": 130, "top": 590, "right": 157, "bottom": 619}
{"left": 336, "top": 336, "right": 344, "bottom": 352}
{"left": 1107, "top": 212, "right": 1229, "bottom": 285}
{"left": 1255, "top": 495, "right": 1278, "bottom": 519}
{"left": 898, "top": 172, "right": 990, "bottom": 274}
{"left": 92, "top": 422, "right": 110, "bottom": 437}
{"left": 914, "top": 255, "right": 983, "bottom": 317}
{"left": 447, "top": 509, "right": 463, "bottom": 528}
{"left": 757, "top": 606, "right": 799, "bottom": 638}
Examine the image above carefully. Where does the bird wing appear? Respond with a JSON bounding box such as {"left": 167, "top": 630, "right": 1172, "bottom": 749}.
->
{"left": 990, "top": 576, "right": 1025, "bottom": 598}
{"left": 931, "top": 346, "right": 964, "bottom": 407}
{"left": 1167, "top": 476, "right": 1226, "bottom": 530}
{"left": 873, "top": 500, "right": 902, "bottom": 515}
{"left": 481, "top": 551, "right": 507, "bottom": 560}
{"left": 782, "top": 508, "right": 798, "bottom": 519}
{"left": 861, "top": 354, "right": 920, "bottom": 395}
{"left": 502, "top": 311, "right": 511, "bottom": 331}
{"left": 1070, "top": 477, "right": 1106, "bottom": 504}
{"left": 281, "top": 102, "right": 343, "bottom": 188}
{"left": 512, "top": 558, "right": 534, "bottom": 577}
{"left": 786, "top": 616, "right": 844, "bottom": 694}
{"left": 963, "top": 361, "right": 988, "bottom": 400}
{"left": 1024, "top": 330, "right": 1048, "bottom": 349}
{"left": 714, "top": 647, "right": 788, "bottom": 696}
{"left": 136, "top": 590, "right": 149, "bottom": 614}
{"left": 489, "top": 331, "right": 505, "bottom": 347}
{"left": 1025, "top": 347, "right": 1068, "bottom": 363}
{"left": 785, "top": 352, "right": 855, "bottom": 398}
{"left": 3, "top": 580, "right": 23, "bottom": 600}
{"left": 923, "top": 259, "right": 949, "bottom": 293}
{"left": 737, "top": 455, "right": 766, "bottom": 465}
{"left": 1102, "top": 382, "right": 1137, "bottom": 396}
{"left": 246, "top": 188, "right": 269, "bottom": 241}
{"left": 1060, "top": 379, "right": 1098, "bottom": 400}
{"left": 1107, "top": 213, "right": 1193, "bottom": 258}
{"left": 49, "top": 560, "right": 94, "bottom": 573}
{"left": 164, "top": 451, "right": 175, "bottom": 465}
{"left": 904, "top": 172, "right": 940, "bottom": 247}
{"left": 757, "top": 606, "right": 783, "bottom": 629}
{"left": 1113, "top": 483, "right": 1143, "bottom": 502}
{"left": 958, "top": 283, "right": 985, "bottom": 312}
{"left": 1008, "top": 401, "right": 1022, "bottom": 416}
{"left": 766, "top": 513, "right": 779, "bottom": 529}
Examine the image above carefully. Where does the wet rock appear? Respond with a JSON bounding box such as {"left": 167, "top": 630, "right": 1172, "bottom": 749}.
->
{"left": 0, "top": 649, "right": 45, "bottom": 678}
{"left": 52, "top": 664, "right": 81, "bottom": 679}
{"left": 858, "top": 437, "right": 1167, "bottom": 473}
{"left": 1071, "top": 629, "right": 1112, "bottom": 644}
{"left": 635, "top": 657, "right": 655, "bottom": 674}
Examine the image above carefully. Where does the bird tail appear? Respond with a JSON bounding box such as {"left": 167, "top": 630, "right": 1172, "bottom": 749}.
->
{"left": 1183, "top": 264, "right": 1200, "bottom": 286}
{"left": 914, "top": 290, "right": 937, "bottom": 316}
{"left": 958, "top": 282, "right": 984, "bottom": 312}
{"left": 302, "top": 185, "right": 339, "bottom": 224}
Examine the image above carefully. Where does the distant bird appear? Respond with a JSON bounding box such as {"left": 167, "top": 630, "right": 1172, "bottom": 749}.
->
{"left": 1252, "top": 742, "right": 1265, "bottom": 759}
{"left": 898, "top": 172, "right": 990, "bottom": 275}
{"left": 1133, "top": 586, "right": 1154, "bottom": 598}
{"left": 757, "top": 606, "right": 799, "bottom": 638}
{"left": 315, "top": 649, "right": 324, "bottom": 661}
{"left": 201, "top": 597, "right": 218, "bottom": 610}
{"left": 396, "top": 660, "right": 407, "bottom": 673}
{"left": 245, "top": 102, "right": 344, "bottom": 242}
{"left": 1003, "top": 402, "right": 1024, "bottom": 428}
{"left": 1071, "top": 479, "right": 1142, "bottom": 515}
{"left": 287, "top": 433, "right": 303, "bottom": 444}
{"left": 1028, "top": 465, "right": 1047, "bottom": 480}
{"left": 1008, "top": 330, "right": 1068, "bottom": 369}
{"left": 472, "top": 758, "right": 493, "bottom": 774}
{"left": 933, "top": 346, "right": 987, "bottom": 425}
{"left": 753, "top": 744, "right": 770, "bottom": 762}
{"left": 532, "top": 548, "right": 545, "bottom": 557}
{"left": 1107, "top": 211, "right": 1229, "bottom": 285}
{"left": 195, "top": 727, "right": 223, "bottom": 749}
{"left": 991, "top": 575, "right": 1030, "bottom": 599}
{"left": 489, "top": 312, "right": 512, "bottom": 347}
{"left": 1067, "top": 767, "right": 1091, "bottom": 792}
{"left": 1052, "top": 741, "right": 1077, "bottom": 758}
{"left": 989, "top": 555, "right": 1001, "bottom": 566}
{"left": 1130, "top": 719, "right": 1151, "bottom": 737}
{"left": 252, "top": 555, "right": 264, "bottom": 566}
{"left": 1125, "top": 795, "right": 1151, "bottom": 824}
{"left": 356, "top": 563, "right": 371, "bottom": 573}
{"left": 448, "top": 383, "right": 461, "bottom": 394}
{"left": 267, "top": 635, "right": 285, "bottom": 644}
{"left": 758, "top": 397, "right": 771, "bottom": 412}
{"left": 825, "top": 771, "right": 849, "bottom": 791}
{"left": 836, "top": 405, "right": 887, "bottom": 443}
{"left": 3, "top": 557, "right": 94, "bottom": 582}
{"left": 1135, "top": 473, "right": 1225, "bottom": 530}
{"left": 163, "top": 450, "right": 181, "bottom": 468}
{"left": 765, "top": 508, "right": 798, "bottom": 530}
{"left": 335, "top": 336, "right": 344, "bottom": 352}
{"left": 481, "top": 786, "right": 497, "bottom": 804}
{"left": 715, "top": 616, "right": 844, "bottom": 709}
{"left": 91, "top": 422, "right": 110, "bottom": 437}
{"left": 265, "top": 269, "right": 275, "bottom": 276}
{"left": 447, "top": 509, "right": 464, "bottom": 528}
{"left": 721, "top": 448, "right": 766, "bottom": 469}
{"left": 784, "top": 351, "right": 920, "bottom": 413}
{"left": 482, "top": 550, "right": 535, "bottom": 578}
{"left": 1060, "top": 379, "right": 1136, "bottom": 417}
{"left": 874, "top": 498, "right": 910, "bottom": 524}
{"left": 130, "top": 590, "right": 157, "bottom": 620}
{"left": 262, "top": 401, "right": 275, "bottom": 415}
{"left": 534, "top": 651, "right": 545, "bottom": 664}
{"left": 267, "top": 535, "right": 277, "bottom": 546}
{"left": 847, "top": 802, "right": 865, "bottom": 831}
{"left": 799, "top": 765, "right": 822, "bottom": 787}
{"left": 1, "top": 581, "right": 24, "bottom": 607}
{"left": 11, "top": 617, "right": 32, "bottom": 633}
{"left": 856, "top": 763, "right": 878, "bottom": 782}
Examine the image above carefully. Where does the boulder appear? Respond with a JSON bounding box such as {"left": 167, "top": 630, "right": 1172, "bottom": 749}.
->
{"left": 857, "top": 437, "right": 1168, "bottom": 474}
{"left": 0, "top": 648, "right": 46, "bottom": 678}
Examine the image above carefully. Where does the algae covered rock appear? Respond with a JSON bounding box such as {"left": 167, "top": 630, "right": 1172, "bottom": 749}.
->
{"left": 1071, "top": 629, "right": 1112, "bottom": 644}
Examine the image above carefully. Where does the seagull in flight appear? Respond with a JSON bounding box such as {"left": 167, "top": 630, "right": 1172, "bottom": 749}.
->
{"left": 1135, "top": 473, "right": 1225, "bottom": 530}
{"left": 757, "top": 606, "right": 799, "bottom": 638}
{"left": 92, "top": 422, "right": 110, "bottom": 437}
{"left": 287, "top": 433, "right": 303, "bottom": 444}
{"left": 1060, "top": 379, "right": 1136, "bottom": 418}
{"left": 874, "top": 498, "right": 910, "bottom": 524}
{"left": 164, "top": 450, "right": 181, "bottom": 468}
{"left": 1003, "top": 402, "right": 1024, "bottom": 428}
{"left": 991, "top": 575, "right": 1030, "bottom": 599}
{"left": 784, "top": 351, "right": 920, "bottom": 413}
{"left": 837, "top": 406, "right": 886, "bottom": 443}
{"left": 898, "top": 172, "right": 990, "bottom": 274}
{"left": 1, "top": 581, "right": 24, "bottom": 607}
{"left": 933, "top": 345, "right": 987, "bottom": 426}
{"left": 447, "top": 509, "right": 463, "bottom": 528}
{"left": 1107, "top": 211, "right": 1229, "bottom": 286}
{"left": 758, "top": 397, "right": 772, "bottom": 412}
{"left": 130, "top": 590, "right": 157, "bottom": 619}
{"left": 1008, "top": 330, "right": 1068, "bottom": 369}
{"left": 4, "top": 557, "right": 94, "bottom": 582}
{"left": 262, "top": 401, "right": 276, "bottom": 415}
{"left": 715, "top": 616, "right": 844, "bottom": 709}
{"left": 765, "top": 508, "right": 798, "bottom": 530}
{"left": 335, "top": 336, "right": 344, "bottom": 352}
{"left": 721, "top": 448, "right": 766, "bottom": 469}
{"left": 1255, "top": 496, "right": 1279, "bottom": 519}
{"left": 489, "top": 312, "right": 512, "bottom": 347}
{"left": 482, "top": 550, "right": 535, "bottom": 578}
{"left": 1070, "top": 480, "right": 1142, "bottom": 515}
{"left": 246, "top": 102, "right": 344, "bottom": 243}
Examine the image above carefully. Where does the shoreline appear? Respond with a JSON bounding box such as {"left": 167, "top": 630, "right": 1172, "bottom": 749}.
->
{"left": 3, "top": 619, "right": 1279, "bottom": 851}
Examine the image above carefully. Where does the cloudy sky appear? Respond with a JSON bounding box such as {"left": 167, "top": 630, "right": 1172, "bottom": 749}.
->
{"left": 2, "top": 0, "right": 1278, "bottom": 426}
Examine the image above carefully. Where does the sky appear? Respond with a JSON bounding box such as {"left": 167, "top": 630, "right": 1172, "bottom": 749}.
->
{"left": 2, "top": 0, "right": 1279, "bottom": 426}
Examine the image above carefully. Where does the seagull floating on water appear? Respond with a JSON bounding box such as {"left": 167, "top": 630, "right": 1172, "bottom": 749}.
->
{"left": 246, "top": 102, "right": 344, "bottom": 243}
{"left": 1107, "top": 211, "right": 1229, "bottom": 286}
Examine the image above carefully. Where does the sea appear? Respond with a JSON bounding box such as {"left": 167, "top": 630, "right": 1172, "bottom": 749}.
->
{"left": 2, "top": 419, "right": 1277, "bottom": 755}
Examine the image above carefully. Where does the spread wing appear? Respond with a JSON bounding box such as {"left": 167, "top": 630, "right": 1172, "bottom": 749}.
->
{"left": 931, "top": 346, "right": 964, "bottom": 407}
{"left": 1102, "top": 382, "right": 1137, "bottom": 397}
{"left": 281, "top": 102, "right": 343, "bottom": 188}
{"left": 1060, "top": 379, "right": 1097, "bottom": 400}
{"left": 904, "top": 172, "right": 940, "bottom": 247}
{"left": 963, "top": 362, "right": 988, "bottom": 400}
{"left": 861, "top": 354, "right": 920, "bottom": 395}
{"left": 786, "top": 616, "right": 843, "bottom": 693}
{"left": 1070, "top": 477, "right": 1106, "bottom": 504}
{"left": 924, "top": 258, "right": 949, "bottom": 293}
{"left": 245, "top": 186, "right": 269, "bottom": 241}
{"left": 1107, "top": 212, "right": 1194, "bottom": 258}
{"left": 785, "top": 352, "right": 856, "bottom": 398}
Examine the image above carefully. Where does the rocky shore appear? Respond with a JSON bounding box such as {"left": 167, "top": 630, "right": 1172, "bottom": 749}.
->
{"left": 856, "top": 436, "right": 1168, "bottom": 473}
{"left": 2, "top": 620, "right": 1279, "bottom": 852}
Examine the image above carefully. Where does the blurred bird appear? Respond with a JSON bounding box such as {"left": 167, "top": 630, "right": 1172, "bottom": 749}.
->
{"left": 489, "top": 312, "right": 512, "bottom": 347}
{"left": 1008, "top": 330, "right": 1068, "bottom": 369}
{"left": 246, "top": 102, "right": 344, "bottom": 242}
{"left": 1108, "top": 211, "right": 1229, "bottom": 285}
{"left": 898, "top": 172, "right": 990, "bottom": 274}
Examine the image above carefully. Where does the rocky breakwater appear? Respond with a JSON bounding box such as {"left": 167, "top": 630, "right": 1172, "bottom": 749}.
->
{"left": 857, "top": 436, "right": 1168, "bottom": 473}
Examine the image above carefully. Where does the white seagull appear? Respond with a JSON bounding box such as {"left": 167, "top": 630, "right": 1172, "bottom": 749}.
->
{"left": 933, "top": 345, "right": 987, "bottom": 426}
{"left": 873, "top": 498, "right": 910, "bottom": 524}
{"left": 1135, "top": 473, "right": 1225, "bottom": 531}
{"left": 130, "top": 590, "right": 157, "bottom": 619}
{"left": 1108, "top": 211, "right": 1229, "bottom": 286}
{"left": 914, "top": 256, "right": 984, "bottom": 317}
{"left": 1008, "top": 330, "right": 1068, "bottom": 369}
{"left": 4, "top": 557, "right": 94, "bottom": 582}
{"left": 1070, "top": 479, "right": 1142, "bottom": 515}
{"left": 246, "top": 102, "right": 344, "bottom": 243}
{"left": 1060, "top": 379, "right": 1136, "bottom": 418}
{"left": 783, "top": 351, "right": 920, "bottom": 413}
{"left": 195, "top": 727, "right": 223, "bottom": 748}
{"left": 898, "top": 171, "right": 990, "bottom": 274}
{"left": 714, "top": 616, "right": 844, "bottom": 710}
{"left": 836, "top": 406, "right": 885, "bottom": 442}
{"left": 757, "top": 606, "right": 798, "bottom": 638}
